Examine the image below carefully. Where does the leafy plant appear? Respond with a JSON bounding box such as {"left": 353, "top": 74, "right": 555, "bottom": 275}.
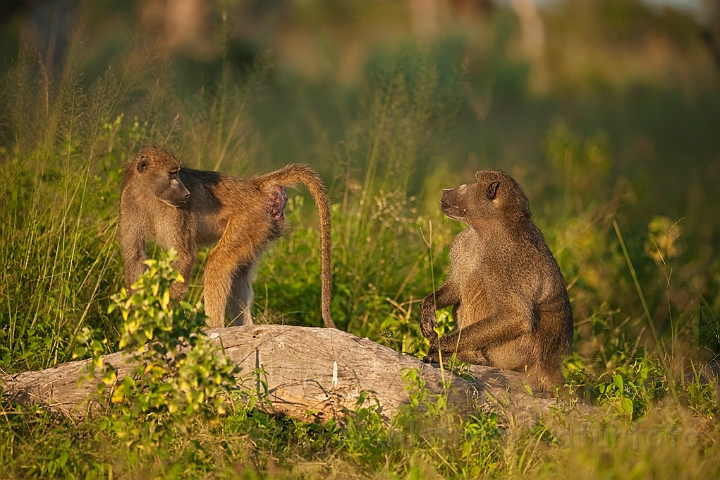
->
{"left": 331, "top": 391, "right": 391, "bottom": 468}
{"left": 682, "top": 363, "right": 720, "bottom": 419}
{"left": 596, "top": 358, "right": 667, "bottom": 420}
{"left": 74, "top": 249, "right": 240, "bottom": 447}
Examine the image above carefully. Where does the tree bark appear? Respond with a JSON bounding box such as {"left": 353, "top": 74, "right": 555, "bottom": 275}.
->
{"left": 1, "top": 325, "right": 595, "bottom": 422}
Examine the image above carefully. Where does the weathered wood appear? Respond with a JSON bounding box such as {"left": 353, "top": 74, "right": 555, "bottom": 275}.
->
{"left": 1, "top": 325, "right": 594, "bottom": 422}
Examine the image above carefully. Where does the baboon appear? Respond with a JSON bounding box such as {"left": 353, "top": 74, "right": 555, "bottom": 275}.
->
{"left": 420, "top": 169, "right": 573, "bottom": 390}
{"left": 119, "top": 146, "right": 335, "bottom": 329}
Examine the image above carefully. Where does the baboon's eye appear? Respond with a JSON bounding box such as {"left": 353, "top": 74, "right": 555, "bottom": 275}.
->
{"left": 486, "top": 181, "right": 500, "bottom": 200}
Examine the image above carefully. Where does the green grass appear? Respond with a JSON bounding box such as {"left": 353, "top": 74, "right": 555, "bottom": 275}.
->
{"left": 1, "top": 1, "right": 720, "bottom": 476}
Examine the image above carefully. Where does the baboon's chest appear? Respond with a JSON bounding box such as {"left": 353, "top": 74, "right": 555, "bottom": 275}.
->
{"left": 457, "top": 279, "right": 491, "bottom": 328}
{"left": 151, "top": 211, "right": 184, "bottom": 248}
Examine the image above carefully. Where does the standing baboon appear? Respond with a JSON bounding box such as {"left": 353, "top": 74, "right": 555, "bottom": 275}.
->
{"left": 420, "top": 169, "right": 573, "bottom": 390}
{"left": 119, "top": 146, "right": 335, "bottom": 329}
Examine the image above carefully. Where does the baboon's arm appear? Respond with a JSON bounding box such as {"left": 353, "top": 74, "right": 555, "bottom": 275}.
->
{"left": 420, "top": 283, "right": 460, "bottom": 342}
{"left": 119, "top": 218, "right": 148, "bottom": 292}
{"left": 168, "top": 242, "right": 195, "bottom": 299}
{"left": 120, "top": 242, "right": 147, "bottom": 291}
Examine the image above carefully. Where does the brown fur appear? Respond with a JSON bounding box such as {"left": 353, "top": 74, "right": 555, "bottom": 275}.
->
{"left": 420, "top": 169, "right": 573, "bottom": 391}
{"left": 119, "top": 146, "right": 335, "bottom": 329}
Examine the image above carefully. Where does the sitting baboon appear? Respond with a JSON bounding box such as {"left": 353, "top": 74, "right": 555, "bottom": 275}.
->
{"left": 420, "top": 169, "right": 573, "bottom": 390}
{"left": 119, "top": 146, "right": 335, "bottom": 329}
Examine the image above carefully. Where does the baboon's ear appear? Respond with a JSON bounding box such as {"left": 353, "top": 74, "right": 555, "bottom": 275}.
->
{"left": 486, "top": 181, "right": 500, "bottom": 200}
{"left": 136, "top": 156, "right": 149, "bottom": 173}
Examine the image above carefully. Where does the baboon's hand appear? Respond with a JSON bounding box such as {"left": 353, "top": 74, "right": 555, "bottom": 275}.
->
{"left": 422, "top": 327, "right": 438, "bottom": 344}
{"left": 423, "top": 352, "right": 442, "bottom": 364}
{"left": 420, "top": 301, "right": 439, "bottom": 342}
{"left": 423, "top": 341, "right": 441, "bottom": 363}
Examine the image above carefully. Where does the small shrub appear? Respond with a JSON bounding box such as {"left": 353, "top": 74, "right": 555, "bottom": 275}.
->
{"left": 682, "top": 364, "right": 719, "bottom": 419}
{"left": 596, "top": 357, "right": 667, "bottom": 420}
{"left": 74, "top": 249, "right": 240, "bottom": 447}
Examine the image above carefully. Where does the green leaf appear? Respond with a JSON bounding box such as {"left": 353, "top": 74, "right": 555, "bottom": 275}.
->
{"left": 102, "top": 369, "right": 117, "bottom": 385}
{"left": 622, "top": 397, "right": 634, "bottom": 416}
{"left": 71, "top": 346, "right": 87, "bottom": 359}
{"left": 613, "top": 374, "right": 624, "bottom": 390}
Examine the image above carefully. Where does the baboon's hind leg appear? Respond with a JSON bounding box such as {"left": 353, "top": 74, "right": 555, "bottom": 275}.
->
{"left": 204, "top": 210, "right": 269, "bottom": 328}
{"left": 227, "top": 264, "right": 255, "bottom": 326}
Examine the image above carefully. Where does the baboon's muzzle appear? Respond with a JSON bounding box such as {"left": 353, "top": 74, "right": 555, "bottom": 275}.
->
{"left": 440, "top": 185, "right": 467, "bottom": 220}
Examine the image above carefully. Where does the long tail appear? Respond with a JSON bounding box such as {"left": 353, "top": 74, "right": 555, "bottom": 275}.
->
{"left": 252, "top": 164, "right": 336, "bottom": 329}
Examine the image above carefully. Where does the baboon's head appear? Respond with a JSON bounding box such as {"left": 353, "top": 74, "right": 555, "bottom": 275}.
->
{"left": 440, "top": 169, "right": 530, "bottom": 224}
{"left": 126, "top": 147, "right": 190, "bottom": 207}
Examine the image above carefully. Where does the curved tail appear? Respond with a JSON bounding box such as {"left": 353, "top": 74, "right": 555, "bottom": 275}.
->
{"left": 252, "top": 164, "right": 335, "bottom": 328}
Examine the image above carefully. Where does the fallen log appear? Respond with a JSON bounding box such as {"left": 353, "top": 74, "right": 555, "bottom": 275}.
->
{"left": 1, "top": 325, "right": 595, "bottom": 422}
